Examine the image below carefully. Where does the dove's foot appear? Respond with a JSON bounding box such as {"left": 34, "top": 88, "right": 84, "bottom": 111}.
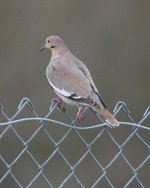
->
{"left": 77, "top": 106, "right": 84, "bottom": 122}
{"left": 51, "top": 98, "right": 65, "bottom": 112}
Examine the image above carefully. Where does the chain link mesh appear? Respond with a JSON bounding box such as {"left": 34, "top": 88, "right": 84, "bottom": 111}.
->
{"left": 0, "top": 97, "right": 150, "bottom": 188}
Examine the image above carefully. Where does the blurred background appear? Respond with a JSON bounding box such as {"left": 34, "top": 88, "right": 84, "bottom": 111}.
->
{"left": 0, "top": 0, "right": 150, "bottom": 187}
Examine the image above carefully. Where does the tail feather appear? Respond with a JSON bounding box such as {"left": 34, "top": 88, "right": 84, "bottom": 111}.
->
{"left": 94, "top": 107, "right": 119, "bottom": 128}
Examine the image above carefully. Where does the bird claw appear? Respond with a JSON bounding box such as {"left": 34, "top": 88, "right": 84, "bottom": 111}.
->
{"left": 51, "top": 98, "right": 65, "bottom": 112}
{"left": 76, "top": 106, "right": 84, "bottom": 122}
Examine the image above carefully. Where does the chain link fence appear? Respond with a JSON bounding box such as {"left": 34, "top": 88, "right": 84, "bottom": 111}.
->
{"left": 0, "top": 97, "right": 150, "bottom": 188}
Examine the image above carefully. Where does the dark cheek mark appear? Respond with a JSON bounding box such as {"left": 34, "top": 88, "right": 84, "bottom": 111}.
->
{"left": 52, "top": 65, "right": 56, "bottom": 72}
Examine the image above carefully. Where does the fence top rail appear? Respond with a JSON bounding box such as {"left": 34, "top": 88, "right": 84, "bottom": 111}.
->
{"left": 0, "top": 97, "right": 150, "bottom": 131}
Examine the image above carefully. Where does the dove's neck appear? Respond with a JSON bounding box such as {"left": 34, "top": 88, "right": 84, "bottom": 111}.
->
{"left": 51, "top": 47, "right": 70, "bottom": 60}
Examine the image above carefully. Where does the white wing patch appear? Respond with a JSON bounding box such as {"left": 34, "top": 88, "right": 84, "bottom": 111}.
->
{"left": 47, "top": 79, "right": 71, "bottom": 97}
{"left": 46, "top": 71, "right": 83, "bottom": 100}
{"left": 72, "top": 96, "right": 81, "bottom": 99}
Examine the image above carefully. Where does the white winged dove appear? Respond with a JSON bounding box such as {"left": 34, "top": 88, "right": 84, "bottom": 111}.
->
{"left": 41, "top": 36, "right": 119, "bottom": 127}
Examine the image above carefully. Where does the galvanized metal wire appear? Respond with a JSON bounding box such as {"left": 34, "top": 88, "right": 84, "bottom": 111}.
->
{"left": 0, "top": 97, "right": 150, "bottom": 188}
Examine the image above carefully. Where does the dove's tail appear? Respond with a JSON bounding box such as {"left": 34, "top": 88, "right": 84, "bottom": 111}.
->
{"left": 94, "top": 107, "right": 119, "bottom": 128}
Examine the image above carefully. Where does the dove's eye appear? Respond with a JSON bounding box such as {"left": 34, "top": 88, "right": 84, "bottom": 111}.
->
{"left": 47, "top": 40, "right": 50, "bottom": 43}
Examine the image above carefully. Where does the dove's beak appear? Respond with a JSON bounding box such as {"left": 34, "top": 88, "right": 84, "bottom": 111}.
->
{"left": 40, "top": 44, "right": 46, "bottom": 51}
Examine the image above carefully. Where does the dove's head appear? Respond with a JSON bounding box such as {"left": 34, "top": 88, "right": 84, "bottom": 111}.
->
{"left": 40, "top": 36, "right": 67, "bottom": 53}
